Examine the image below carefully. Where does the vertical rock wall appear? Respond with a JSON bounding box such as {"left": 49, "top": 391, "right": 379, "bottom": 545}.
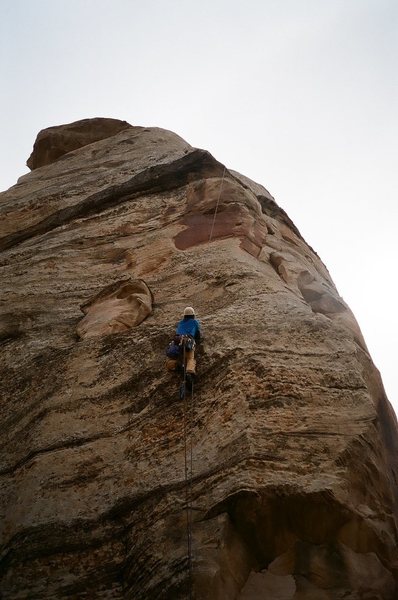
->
{"left": 0, "top": 119, "right": 397, "bottom": 599}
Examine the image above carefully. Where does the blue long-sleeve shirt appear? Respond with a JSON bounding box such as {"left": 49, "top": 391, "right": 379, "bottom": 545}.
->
{"left": 176, "top": 316, "right": 201, "bottom": 341}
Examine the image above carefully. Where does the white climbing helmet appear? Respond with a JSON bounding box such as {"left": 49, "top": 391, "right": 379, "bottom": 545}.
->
{"left": 183, "top": 306, "right": 195, "bottom": 317}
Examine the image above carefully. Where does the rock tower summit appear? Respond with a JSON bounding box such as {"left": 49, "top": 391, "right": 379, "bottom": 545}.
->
{"left": 0, "top": 118, "right": 397, "bottom": 598}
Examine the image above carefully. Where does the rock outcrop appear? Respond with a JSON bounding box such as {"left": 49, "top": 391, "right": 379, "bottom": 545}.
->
{"left": 77, "top": 279, "right": 153, "bottom": 339}
{"left": 26, "top": 117, "right": 132, "bottom": 170}
{"left": 0, "top": 118, "right": 397, "bottom": 599}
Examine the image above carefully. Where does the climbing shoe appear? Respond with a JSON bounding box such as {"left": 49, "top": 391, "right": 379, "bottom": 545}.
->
{"left": 185, "top": 372, "right": 194, "bottom": 390}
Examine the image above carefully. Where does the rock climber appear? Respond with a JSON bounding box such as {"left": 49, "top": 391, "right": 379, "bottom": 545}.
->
{"left": 165, "top": 307, "right": 201, "bottom": 380}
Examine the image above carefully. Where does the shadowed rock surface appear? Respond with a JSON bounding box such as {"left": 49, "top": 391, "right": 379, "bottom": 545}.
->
{"left": 0, "top": 118, "right": 397, "bottom": 599}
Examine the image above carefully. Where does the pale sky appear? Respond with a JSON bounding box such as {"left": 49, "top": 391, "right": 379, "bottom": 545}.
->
{"left": 1, "top": 0, "right": 397, "bottom": 411}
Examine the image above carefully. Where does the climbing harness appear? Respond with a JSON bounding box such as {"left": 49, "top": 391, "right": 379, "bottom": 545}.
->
{"left": 208, "top": 166, "right": 226, "bottom": 242}
{"left": 181, "top": 341, "right": 194, "bottom": 599}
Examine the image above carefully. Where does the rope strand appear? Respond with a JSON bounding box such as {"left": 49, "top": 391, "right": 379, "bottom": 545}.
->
{"left": 182, "top": 341, "right": 193, "bottom": 599}
{"left": 188, "top": 380, "right": 194, "bottom": 593}
{"left": 181, "top": 168, "right": 227, "bottom": 595}
{"left": 208, "top": 166, "right": 226, "bottom": 242}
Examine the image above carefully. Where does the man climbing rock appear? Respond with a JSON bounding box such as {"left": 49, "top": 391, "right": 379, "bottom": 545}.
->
{"left": 166, "top": 307, "right": 201, "bottom": 379}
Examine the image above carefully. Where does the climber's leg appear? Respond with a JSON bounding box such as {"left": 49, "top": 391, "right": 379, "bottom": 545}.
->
{"left": 185, "top": 349, "right": 196, "bottom": 375}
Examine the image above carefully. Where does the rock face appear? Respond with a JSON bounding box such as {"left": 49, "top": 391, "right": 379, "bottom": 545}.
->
{"left": 26, "top": 117, "right": 132, "bottom": 170}
{"left": 0, "top": 119, "right": 397, "bottom": 599}
{"left": 77, "top": 279, "right": 153, "bottom": 339}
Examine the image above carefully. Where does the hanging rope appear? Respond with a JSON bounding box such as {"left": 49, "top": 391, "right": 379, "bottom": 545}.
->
{"left": 182, "top": 342, "right": 193, "bottom": 599}
{"left": 181, "top": 170, "right": 228, "bottom": 591}
{"left": 179, "top": 173, "right": 227, "bottom": 595}
{"left": 208, "top": 166, "right": 226, "bottom": 242}
{"left": 188, "top": 378, "right": 194, "bottom": 593}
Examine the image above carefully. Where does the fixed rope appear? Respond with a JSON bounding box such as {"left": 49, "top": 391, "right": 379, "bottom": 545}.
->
{"left": 179, "top": 172, "right": 227, "bottom": 593}
{"left": 208, "top": 166, "right": 226, "bottom": 242}
{"left": 182, "top": 342, "right": 194, "bottom": 599}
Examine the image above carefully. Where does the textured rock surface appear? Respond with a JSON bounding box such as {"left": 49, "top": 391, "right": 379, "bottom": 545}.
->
{"left": 77, "top": 279, "right": 153, "bottom": 339}
{"left": 0, "top": 119, "right": 397, "bottom": 599}
{"left": 26, "top": 117, "right": 132, "bottom": 170}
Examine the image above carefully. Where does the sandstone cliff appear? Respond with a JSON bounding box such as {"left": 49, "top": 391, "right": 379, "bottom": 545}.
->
{"left": 0, "top": 119, "right": 397, "bottom": 599}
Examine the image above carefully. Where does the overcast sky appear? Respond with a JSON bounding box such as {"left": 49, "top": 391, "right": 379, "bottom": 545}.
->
{"left": 1, "top": 0, "right": 397, "bottom": 411}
